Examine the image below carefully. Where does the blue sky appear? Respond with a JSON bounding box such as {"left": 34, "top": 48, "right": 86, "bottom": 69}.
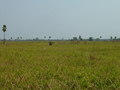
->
{"left": 0, "top": 0, "right": 120, "bottom": 39}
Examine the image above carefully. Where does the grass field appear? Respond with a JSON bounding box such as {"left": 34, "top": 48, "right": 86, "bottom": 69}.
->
{"left": 0, "top": 41, "right": 120, "bottom": 90}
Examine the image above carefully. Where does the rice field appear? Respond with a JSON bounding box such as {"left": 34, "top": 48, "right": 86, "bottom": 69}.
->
{"left": 0, "top": 41, "right": 120, "bottom": 90}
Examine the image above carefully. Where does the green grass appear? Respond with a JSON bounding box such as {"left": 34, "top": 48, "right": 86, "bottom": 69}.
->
{"left": 0, "top": 41, "right": 120, "bottom": 90}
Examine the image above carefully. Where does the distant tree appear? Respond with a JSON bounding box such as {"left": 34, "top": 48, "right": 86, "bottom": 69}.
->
{"left": 2, "top": 25, "right": 7, "bottom": 43}
{"left": 100, "top": 36, "right": 102, "bottom": 38}
{"left": 96, "top": 38, "right": 100, "bottom": 41}
{"left": 89, "top": 37, "right": 93, "bottom": 41}
{"left": 114, "top": 36, "right": 117, "bottom": 40}
{"left": 36, "top": 37, "right": 39, "bottom": 41}
{"left": 110, "top": 36, "right": 112, "bottom": 41}
{"left": 49, "top": 36, "right": 51, "bottom": 40}
{"left": 44, "top": 36, "right": 46, "bottom": 41}
{"left": 116, "top": 38, "right": 120, "bottom": 41}
{"left": 49, "top": 36, "right": 51, "bottom": 39}
{"left": 79, "top": 35, "right": 83, "bottom": 41}
{"left": 79, "top": 36, "right": 81, "bottom": 40}
{"left": 73, "top": 37, "right": 78, "bottom": 41}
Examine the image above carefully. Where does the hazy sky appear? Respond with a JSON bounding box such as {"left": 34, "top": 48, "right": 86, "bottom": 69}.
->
{"left": 0, "top": 0, "right": 120, "bottom": 39}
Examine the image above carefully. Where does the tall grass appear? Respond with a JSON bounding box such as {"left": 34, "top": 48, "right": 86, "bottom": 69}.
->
{"left": 0, "top": 41, "right": 120, "bottom": 89}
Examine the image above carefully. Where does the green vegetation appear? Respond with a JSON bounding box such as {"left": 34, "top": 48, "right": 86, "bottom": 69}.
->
{"left": 0, "top": 41, "right": 120, "bottom": 89}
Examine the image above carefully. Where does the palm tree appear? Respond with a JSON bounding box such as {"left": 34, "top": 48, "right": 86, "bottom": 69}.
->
{"left": 17, "top": 37, "right": 19, "bottom": 40}
{"left": 110, "top": 36, "right": 112, "bottom": 41}
{"left": 79, "top": 35, "right": 81, "bottom": 40}
{"left": 49, "top": 36, "right": 51, "bottom": 40}
{"left": 49, "top": 36, "right": 51, "bottom": 39}
{"left": 44, "top": 36, "right": 46, "bottom": 40}
{"left": 2, "top": 25, "right": 7, "bottom": 43}
{"left": 44, "top": 36, "right": 46, "bottom": 39}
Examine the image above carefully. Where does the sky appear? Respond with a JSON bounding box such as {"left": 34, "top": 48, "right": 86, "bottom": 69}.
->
{"left": 0, "top": 0, "right": 120, "bottom": 40}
